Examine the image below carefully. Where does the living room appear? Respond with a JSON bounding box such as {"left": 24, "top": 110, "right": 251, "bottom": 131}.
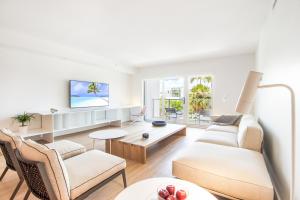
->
{"left": 0, "top": 0, "right": 299, "bottom": 200}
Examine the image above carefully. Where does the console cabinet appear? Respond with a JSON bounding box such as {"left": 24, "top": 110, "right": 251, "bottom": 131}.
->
{"left": 0, "top": 105, "right": 141, "bottom": 142}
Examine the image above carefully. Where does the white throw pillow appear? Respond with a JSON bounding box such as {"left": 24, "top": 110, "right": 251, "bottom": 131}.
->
{"left": 18, "top": 139, "right": 70, "bottom": 200}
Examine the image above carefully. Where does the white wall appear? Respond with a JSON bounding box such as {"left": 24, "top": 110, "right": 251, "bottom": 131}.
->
{"left": 255, "top": 0, "right": 300, "bottom": 199}
{"left": 132, "top": 54, "right": 254, "bottom": 115}
{"left": 0, "top": 30, "right": 133, "bottom": 120}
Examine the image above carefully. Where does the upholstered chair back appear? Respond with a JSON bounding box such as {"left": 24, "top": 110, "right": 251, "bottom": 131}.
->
{"left": 17, "top": 139, "right": 70, "bottom": 200}
{"left": 0, "top": 128, "right": 22, "bottom": 149}
{"left": 0, "top": 129, "right": 23, "bottom": 174}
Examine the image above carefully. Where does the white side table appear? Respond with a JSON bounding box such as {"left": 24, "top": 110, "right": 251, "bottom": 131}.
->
{"left": 115, "top": 177, "right": 217, "bottom": 200}
{"left": 89, "top": 129, "right": 127, "bottom": 153}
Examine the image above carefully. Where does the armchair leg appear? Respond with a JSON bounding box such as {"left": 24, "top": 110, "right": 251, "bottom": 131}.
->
{"left": 121, "top": 169, "right": 127, "bottom": 188}
{"left": 10, "top": 179, "right": 24, "bottom": 200}
{"left": 24, "top": 189, "right": 30, "bottom": 200}
{"left": 0, "top": 166, "right": 9, "bottom": 181}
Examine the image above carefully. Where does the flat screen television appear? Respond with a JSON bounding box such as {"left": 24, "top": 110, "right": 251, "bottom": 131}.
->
{"left": 69, "top": 80, "right": 109, "bottom": 108}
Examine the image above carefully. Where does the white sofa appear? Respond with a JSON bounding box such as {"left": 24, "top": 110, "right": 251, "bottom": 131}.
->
{"left": 200, "top": 114, "right": 264, "bottom": 152}
{"left": 172, "top": 115, "right": 274, "bottom": 200}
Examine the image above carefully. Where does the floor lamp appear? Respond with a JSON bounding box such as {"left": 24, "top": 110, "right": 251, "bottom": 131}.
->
{"left": 236, "top": 71, "right": 295, "bottom": 200}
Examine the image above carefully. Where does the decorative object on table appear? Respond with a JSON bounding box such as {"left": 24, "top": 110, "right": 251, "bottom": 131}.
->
{"left": 13, "top": 112, "right": 35, "bottom": 134}
{"left": 142, "top": 133, "right": 149, "bottom": 139}
{"left": 152, "top": 120, "right": 167, "bottom": 127}
{"left": 115, "top": 177, "right": 216, "bottom": 200}
{"left": 158, "top": 184, "right": 187, "bottom": 200}
{"left": 50, "top": 108, "right": 58, "bottom": 113}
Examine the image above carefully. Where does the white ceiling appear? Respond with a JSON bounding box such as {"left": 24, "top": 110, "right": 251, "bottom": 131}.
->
{"left": 0, "top": 0, "right": 273, "bottom": 68}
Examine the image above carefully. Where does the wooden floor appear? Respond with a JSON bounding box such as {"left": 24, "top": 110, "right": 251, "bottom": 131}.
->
{"left": 0, "top": 124, "right": 226, "bottom": 200}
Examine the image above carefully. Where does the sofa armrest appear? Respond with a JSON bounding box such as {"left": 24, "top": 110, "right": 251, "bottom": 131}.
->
{"left": 238, "top": 122, "right": 263, "bottom": 152}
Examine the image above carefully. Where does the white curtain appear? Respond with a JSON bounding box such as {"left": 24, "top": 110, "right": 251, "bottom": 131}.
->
{"left": 144, "top": 79, "right": 160, "bottom": 120}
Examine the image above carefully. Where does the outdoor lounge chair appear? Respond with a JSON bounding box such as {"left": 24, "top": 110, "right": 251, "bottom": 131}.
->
{"left": 165, "top": 108, "right": 183, "bottom": 120}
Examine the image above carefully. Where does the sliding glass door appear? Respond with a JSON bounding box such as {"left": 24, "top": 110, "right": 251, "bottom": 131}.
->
{"left": 144, "top": 75, "right": 212, "bottom": 125}
{"left": 160, "top": 78, "right": 185, "bottom": 123}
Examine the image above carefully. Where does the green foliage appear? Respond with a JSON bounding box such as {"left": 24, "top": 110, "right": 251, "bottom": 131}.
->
{"left": 167, "top": 100, "right": 183, "bottom": 111}
{"left": 14, "top": 112, "right": 35, "bottom": 127}
{"left": 159, "top": 99, "right": 184, "bottom": 113}
{"left": 189, "top": 92, "right": 211, "bottom": 113}
{"left": 190, "top": 75, "right": 212, "bottom": 85}
{"left": 191, "top": 84, "right": 210, "bottom": 93}
{"left": 87, "top": 82, "right": 100, "bottom": 95}
{"left": 189, "top": 77, "right": 212, "bottom": 113}
{"left": 203, "top": 76, "right": 212, "bottom": 83}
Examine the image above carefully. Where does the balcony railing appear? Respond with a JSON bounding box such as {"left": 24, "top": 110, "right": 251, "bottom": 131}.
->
{"left": 151, "top": 98, "right": 211, "bottom": 124}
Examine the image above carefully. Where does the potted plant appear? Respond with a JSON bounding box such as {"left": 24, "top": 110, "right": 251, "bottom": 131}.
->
{"left": 14, "top": 112, "right": 35, "bottom": 134}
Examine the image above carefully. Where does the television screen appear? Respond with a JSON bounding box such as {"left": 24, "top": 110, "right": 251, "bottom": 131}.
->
{"left": 70, "top": 80, "right": 109, "bottom": 108}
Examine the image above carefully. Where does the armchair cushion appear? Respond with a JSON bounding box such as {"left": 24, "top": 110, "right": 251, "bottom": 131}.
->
{"left": 45, "top": 140, "right": 86, "bottom": 159}
{"left": 18, "top": 140, "right": 70, "bottom": 200}
{"left": 64, "top": 150, "right": 126, "bottom": 200}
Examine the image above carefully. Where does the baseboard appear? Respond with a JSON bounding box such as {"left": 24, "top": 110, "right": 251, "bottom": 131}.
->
{"left": 263, "top": 149, "right": 282, "bottom": 200}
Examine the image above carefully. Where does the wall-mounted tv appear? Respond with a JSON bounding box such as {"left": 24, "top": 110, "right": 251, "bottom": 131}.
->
{"left": 70, "top": 80, "right": 109, "bottom": 108}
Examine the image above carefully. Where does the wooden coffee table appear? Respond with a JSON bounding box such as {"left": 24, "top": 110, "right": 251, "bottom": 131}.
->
{"left": 110, "top": 123, "right": 186, "bottom": 163}
{"left": 115, "top": 177, "right": 217, "bottom": 200}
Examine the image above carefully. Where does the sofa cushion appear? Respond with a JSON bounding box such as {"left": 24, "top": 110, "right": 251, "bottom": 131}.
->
{"left": 238, "top": 116, "right": 263, "bottom": 152}
{"left": 196, "top": 131, "right": 238, "bottom": 147}
{"left": 0, "top": 128, "right": 22, "bottom": 149}
{"left": 18, "top": 140, "right": 70, "bottom": 200}
{"left": 206, "top": 125, "right": 238, "bottom": 134}
{"left": 45, "top": 140, "right": 86, "bottom": 160}
{"left": 172, "top": 142, "right": 273, "bottom": 200}
{"left": 64, "top": 150, "right": 126, "bottom": 200}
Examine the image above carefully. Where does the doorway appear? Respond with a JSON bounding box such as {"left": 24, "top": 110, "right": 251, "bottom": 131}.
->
{"left": 144, "top": 75, "right": 213, "bottom": 125}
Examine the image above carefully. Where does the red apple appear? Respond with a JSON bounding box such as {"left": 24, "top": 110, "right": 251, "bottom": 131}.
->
{"left": 176, "top": 189, "right": 187, "bottom": 200}
{"left": 166, "top": 195, "right": 176, "bottom": 200}
{"left": 158, "top": 189, "right": 169, "bottom": 199}
{"left": 166, "top": 185, "right": 175, "bottom": 195}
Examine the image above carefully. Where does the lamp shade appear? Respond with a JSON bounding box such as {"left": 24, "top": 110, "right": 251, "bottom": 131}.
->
{"left": 235, "top": 71, "right": 263, "bottom": 113}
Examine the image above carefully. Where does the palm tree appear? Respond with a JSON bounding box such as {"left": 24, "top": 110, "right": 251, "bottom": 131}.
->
{"left": 203, "top": 76, "right": 212, "bottom": 84}
{"left": 191, "top": 84, "right": 210, "bottom": 93}
{"left": 190, "top": 76, "right": 203, "bottom": 84}
{"left": 189, "top": 77, "right": 212, "bottom": 115}
{"left": 87, "top": 82, "right": 100, "bottom": 96}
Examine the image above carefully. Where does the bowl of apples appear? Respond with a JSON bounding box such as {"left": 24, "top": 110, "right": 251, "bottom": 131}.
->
{"left": 157, "top": 185, "right": 188, "bottom": 200}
